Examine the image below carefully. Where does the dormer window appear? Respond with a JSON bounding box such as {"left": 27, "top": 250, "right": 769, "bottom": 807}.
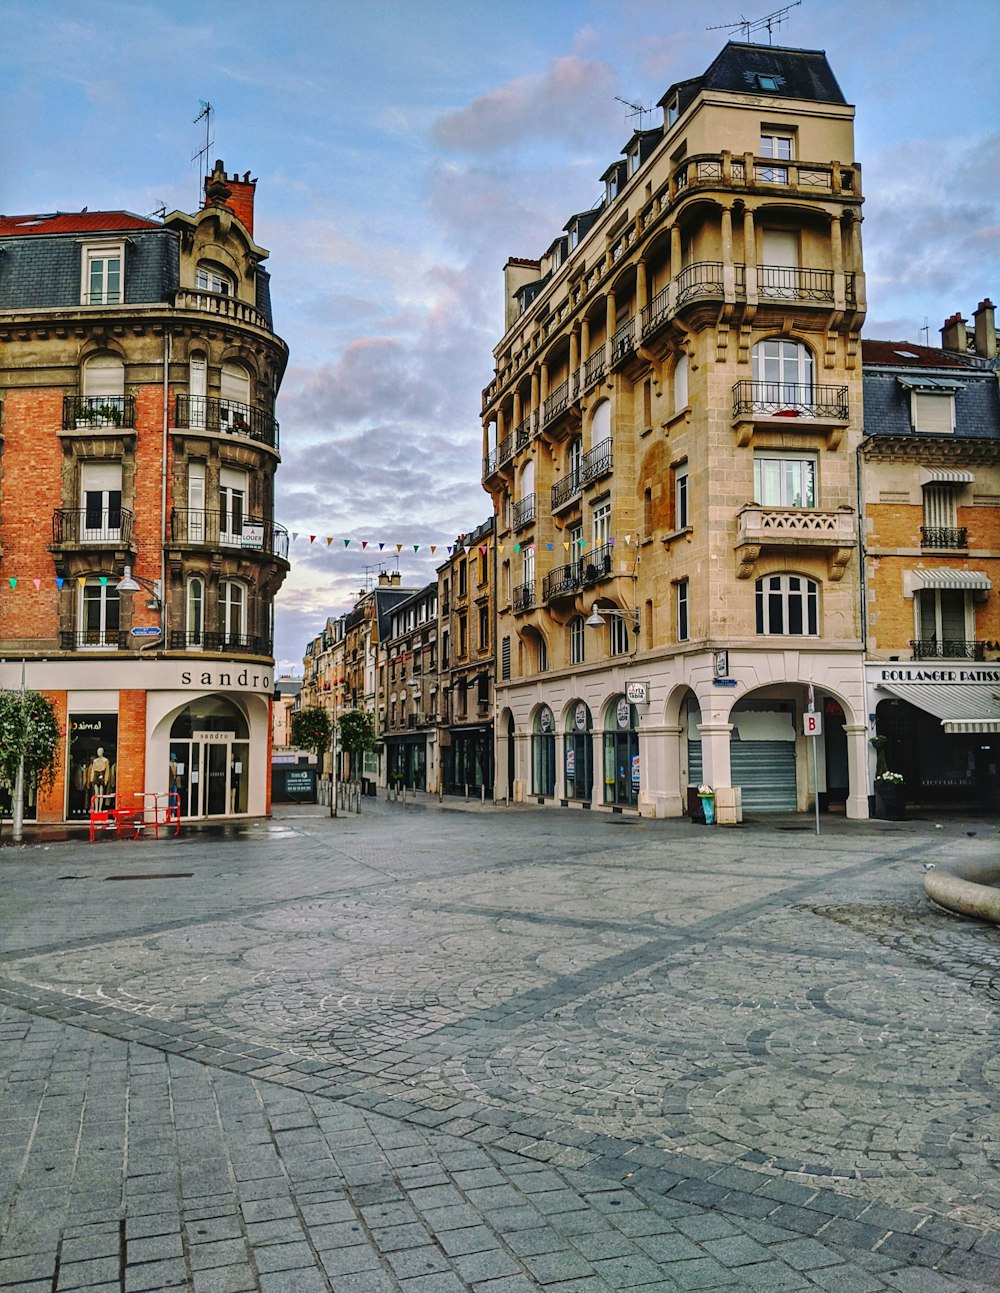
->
{"left": 899, "top": 377, "right": 960, "bottom": 435}
{"left": 195, "top": 262, "right": 234, "bottom": 295}
{"left": 81, "top": 241, "right": 124, "bottom": 306}
{"left": 569, "top": 225, "right": 580, "bottom": 251}
{"left": 667, "top": 96, "right": 680, "bottom": 126}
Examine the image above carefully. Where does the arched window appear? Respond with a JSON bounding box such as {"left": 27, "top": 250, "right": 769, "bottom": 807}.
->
{"left": 188, "top": 350, "right": 208, "bottom": 428}
{"left": 603, "top": 698, "right": 639, "bottom": 806}
{"left": 80, "top": 353, "right": 126, "bottom": 426}
{"left": 195, "top": 261, "right": 234, "bottom": 295}
{"left": 219, "top": 580, "right": 247, "bottom": 645}
{"left": 220, "top": 362, "right": 251, "bottom": 433}
{"left": 532, "top": 706, "right": 556, "bottom": 797}
{"left": 755, "top": 574, "right": 819, "bottom": 636}
{"left": 564, "top": 701, "right": 593, "bottom": 801}
{"left": 187, "top": 577, "right": 204, "bottom": 646}
{"left": 591, "top": 398, "right": 611, "bottom": 449}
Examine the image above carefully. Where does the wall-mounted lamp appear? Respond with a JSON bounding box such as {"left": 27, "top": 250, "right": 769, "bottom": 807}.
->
{"left": 116, "top": 565, "right": 162, "bottom": 610}
{"left": 585, "top": 600, "right": 640, "bottom": 633}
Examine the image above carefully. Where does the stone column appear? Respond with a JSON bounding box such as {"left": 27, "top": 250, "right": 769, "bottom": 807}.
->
{"left": 844, "top": 723, "right": 871, "bottom": 819}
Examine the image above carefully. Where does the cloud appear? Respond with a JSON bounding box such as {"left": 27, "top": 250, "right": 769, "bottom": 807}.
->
{"left": 433, "top": 55, "right": 617, "bottom": 155}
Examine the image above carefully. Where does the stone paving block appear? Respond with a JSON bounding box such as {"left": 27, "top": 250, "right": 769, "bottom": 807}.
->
{"left": 258, "top": 1269, "right": 329, "bottom": 1293}
{"left": 522, "top": 1247, "right": 597, "bottom": 1282}
{"left": 126, "top": 1231, "right": 186, "bottom": 1263}
{"left": 51, "top": 1255, "right": 122, "bottom": 1288}
{"left": 187, "top": 1238, "right": 251, "bottom": 1270}
{"left": 664, "top": 1256, "right": 735, "bottom": 1289}
{"left": 806, "top": 1265, "right": 886, "bottom": 1293}
{"left": 701, "top": 1233, "right": 773, "bottom": 1266}
{"left": 318, "top": 1243, "right": 383, "bottom": 1277}
{"left": 733, "top": 1258, "right": 812, "bottom": 1291}
{"left": 124, "top": 1256, "right": 190, "bottom": 1290}
{"left": 253, "top": 1240, "right": 318, "bottom": 1273}
{"left": 331, "top": 1273, "right": 398, "bottom": 1293}
{"left": 191, "top": 1265, "right": 258, "bottom": 1293}
{"left": 395, "top": 1273, "right": 467, "bottom": 1293}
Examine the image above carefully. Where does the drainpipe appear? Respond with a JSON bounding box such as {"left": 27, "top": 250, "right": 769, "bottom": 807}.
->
{"left": 856, "top": 436, "right": 868, "bottom": 653}
{"left": 161, "top": 332, "right": 170, "bottom": 647}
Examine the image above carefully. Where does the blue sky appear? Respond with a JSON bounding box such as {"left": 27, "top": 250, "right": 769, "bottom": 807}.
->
{"left": 3, "top": 0, "right": 998, "bottom": 672}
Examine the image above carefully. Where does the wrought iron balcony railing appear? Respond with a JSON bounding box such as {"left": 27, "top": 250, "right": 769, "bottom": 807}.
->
{"left": 675, "top": 260, "right": 725, "bottom": 307}
{"left": 583, "top": 346, "right": 607, "bottom": 389}
{"left": 169, "top": 630, "right": 274, "bottom": 656}
{"left": 497, "top": 432, "right": 514, "bottom": 465}
{"left": 582, "top": 437, "right": 612, "bottom": 482}
{"left": 60, "top": 630, "right": 128, "bottom": 651}
{"left": 512, "top": 582, "right": 535, "bottom": 613}
{"left": 551, "top": 466, "right": 582, "bottom": 510}
{"left": 542, "top": 564, "right": 582, "bottom": 602}
{"left": 757, "top": 265, "right": 836, "bottom": 302}
{"left": 63, "top": 395, "right": 135, "bottom": 430}
{"left": 910, "top": 639, "right": 985, "bottom": 661}
{"left": 52, "top": 508, "right": 134, "bottom": 546}
{"left": 170, "top": 510, "right": 290, "bottom": 560}
{"left": 543, "top": 379, "right": 570, "bottom": 424}
{"left": 920, "top": 527, "right": 967, "bottom": 549}
{"left": 732, "top": 381, "right": 849, "bottom": 421}
{"left": 510, "top": 493, "right": 536, "bottom": 530}
{"left": 175, "top": 395, "right": 279, "bottom": 450}
{"left": 580, "top": 543, "right": 614, "bottom": 585}
{"left": 611, "top": 319, "right": 635, "bottom": 365}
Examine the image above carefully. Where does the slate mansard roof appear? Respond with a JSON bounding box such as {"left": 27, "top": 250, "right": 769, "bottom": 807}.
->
{"left": 659, "top": 42, "right": 848, "bottom": 116}
{"left": 862, "top": 340, "right": 1000, "bottom": 441}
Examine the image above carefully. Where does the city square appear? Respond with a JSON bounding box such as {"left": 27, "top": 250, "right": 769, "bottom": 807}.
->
{"left": 1, "top": 802, "right": 998, "bottom": 1291}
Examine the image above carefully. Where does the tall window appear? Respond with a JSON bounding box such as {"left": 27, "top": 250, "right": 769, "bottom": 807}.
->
{"left": 752, "top": 338, "right": 813, "bottom": 412}
{"left": 569, "top": 522, "right": 583, "bottom": 573}
{"left": 570, "top": 616, "right": 586, "bottom": 664}
{"left": 760, "top": 229, "right": 799, "bottom": 298}
{"left": 568, "top": 437, "right": 582, "bottom": 488}
{"left": 677, "top": 578, "right": 689, "bottom": 641}
{"left": 187, "top": 461, "right": 206, "bottom": 543}
{"left": 564, "top": 703, "right": 593, "bottom": 801}
{"left": 188, "top": 352, "right": 208, "bottom": 428}
{"left": 187, "top": 577, "right": 204, "bottom": 645}
{"left": 673, "top": 352, "right": 688, "bottom": 411}
{"left": 219, "top": 580, "right": 246, "bottom": 644}
{"left": 917, "top": 589, "right": 970, "bottom": 655}
{"left": 537, "top": 634, "right": 548, "bottom": 673}
{"left": 220, "top": 362, "right": 251, "bottom": 432}
{"left": 674, "top": 463, "right": 689, "bottom": 529}
{"left": 754, "top": 454, "right": 816, "bottom": 508}
{"left": 522, "top": 544, "right": 535, "bottom": 591}
{"left": 592, "top": 500, "right": 611, "bottom": 548}
{"left": 478, "top": 604, "right": 489, "bottom": 649}
{"left": 78, "top": 579, "right": 120, "bottom": 647}
{"left": 82, "top": 243, "right": 123, "bottom": 305}
{"left": 609, "top": 615, "right": 629, "bottom": 657}
{"left": 80, "top": 463, "right": 122, "bottom": 541}
{"left": 532, "top": 707, "right": 556, "bottom": 796}
{"left": 220, "top": 467, "right": 247, "bottom": 544}
{"left": 759, "top": 132, "right": 793, "bottom": 183}
{"left": 458, "top": 559, "right": 467, "bottom": 596}
{"left": 80, "top": 353, "right": 125, "bottom": 425}
{"left": 755, "top": 574, "right": 818, "bottom": 635}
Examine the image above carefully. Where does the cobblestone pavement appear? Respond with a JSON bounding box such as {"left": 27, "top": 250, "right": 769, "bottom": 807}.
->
{"left": 1, "top": 800, "right": 998, "bottom": 1292}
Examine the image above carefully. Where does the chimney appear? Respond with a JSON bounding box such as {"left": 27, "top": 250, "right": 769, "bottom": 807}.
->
{"left": 940, "top": 312, "right": 968, "bottom": 354}
{"left": 378, "top": 571, "right": 402, "bottom": 586}
{"left": 973, "top": 299, "right": 997, "bottom": 360}
{"left": 203, "top": 160, "right": 257, "bottom": 236}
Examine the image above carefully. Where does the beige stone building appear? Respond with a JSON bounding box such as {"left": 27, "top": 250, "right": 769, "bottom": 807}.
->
{"left": 481, "top": 42, "right": 870, "bottom": 819}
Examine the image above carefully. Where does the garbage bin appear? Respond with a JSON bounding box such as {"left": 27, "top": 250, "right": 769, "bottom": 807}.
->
{"left": 687, "top": 785, "right": 705, "bottom": 824}
{"left": 697, "top": 784, "right": 716, "bottom": 826}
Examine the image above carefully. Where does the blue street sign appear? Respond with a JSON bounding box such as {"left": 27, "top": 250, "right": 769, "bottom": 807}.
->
{"left": 129, "top": 626, "right": 161, "bottom": 637}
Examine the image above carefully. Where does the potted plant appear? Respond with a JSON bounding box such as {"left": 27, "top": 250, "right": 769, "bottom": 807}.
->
{"left": 874, "top": 769, "right": 906, "bottom": 821}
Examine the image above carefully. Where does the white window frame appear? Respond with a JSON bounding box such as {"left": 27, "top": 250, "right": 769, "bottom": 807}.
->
{"left": 911, "top": 391, "right": 955, "bottom": 435}
{"left": 219, "top": 467, "right": 248, "bottom": 546}
{"left": 219, "top": 580, "right": 247, "bottom": 643}
{"left": 755, "top": 574, "right": 819, "bottom": 636}
{"left": 80, "top": 462, "right": 123, "bottom": 542}
{"left": 187, "top": 576, "right": 205, "bottom": 647}
{"left": 592, "top": 500, "right": 611, "bottom": 548}
{"left": 677, "top": 578, "right": 689, "bottom": 641}
{"left": 80, "top": 241, "right": 124, "bottom": 306}
{"left": 759, "top": 132, "right": 793, "bottom": 183}
{"left": 674, "top": 463, "right": 689, "bottom": 529}
{"left": 195, "top": 263, "right": 234, "bottom": 295}
{"left": 78, "top": 578, "right": 121, "bottom": 648}
{"left": 570, "top": 616, "right": 586, "bottom": 665}
{"left": 753, "top": 452, "right": 817, "bottom": 508}
{"left": 609, "top": 615, "right": 629, "bottom": 657}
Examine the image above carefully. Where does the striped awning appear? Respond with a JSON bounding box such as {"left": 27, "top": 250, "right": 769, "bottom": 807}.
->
{"left": 877, "top": 681, "right": 1000, "bottom": 734}
{"left": 919, "top": 468, "right": 975, "bottom": 485}
{"left": 906, "top": 569, "right": 991, "bottom": 592}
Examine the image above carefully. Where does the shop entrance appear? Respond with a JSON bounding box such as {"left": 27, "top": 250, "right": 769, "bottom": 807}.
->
{"left": 169, "top": 697, "right": 249, "bottom": 818}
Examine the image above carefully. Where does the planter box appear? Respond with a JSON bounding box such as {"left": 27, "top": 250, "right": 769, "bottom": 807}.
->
{"left": 875, "top": 784, "right": 906, "bottom": 821}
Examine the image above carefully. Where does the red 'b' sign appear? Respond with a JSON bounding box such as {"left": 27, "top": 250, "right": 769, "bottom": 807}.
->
{"left": 803, "top": 710, "right": 822, "bottom": 737}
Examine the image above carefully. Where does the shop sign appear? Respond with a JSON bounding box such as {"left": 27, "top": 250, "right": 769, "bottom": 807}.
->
{"left": 625, "top": 680, "right": 648, "bottom": 705}
{"left": 616, "top": 698, "right": 631, "bottom": 729}
{"left": 878, "top": 666, "right": 1000, "bottom": 684}
{"left": 284, "top": 768, "right": 316, "bottom": 796}
{"left": 539, "top": 706, "right": 553, "bottom": 733}
{"left": 574, "top": 702, "right": 588, "bottom": 731}
{"left": 566, "top": 748, "right": 575, "bottom": 777}
{"left": 803, "top": 711, "right": 823, "bottom": 737}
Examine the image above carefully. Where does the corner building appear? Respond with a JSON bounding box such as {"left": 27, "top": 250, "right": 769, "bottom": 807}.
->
{"left": 0, "top": 161, "right": 289, "bottom": 822}
{"left": 482, "top": 43, "right": 869, "bottom": 819}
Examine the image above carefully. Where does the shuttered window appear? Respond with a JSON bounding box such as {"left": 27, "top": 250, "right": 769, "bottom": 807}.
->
{"left": 912, "top": 392, "right": 954, "bottom": 434}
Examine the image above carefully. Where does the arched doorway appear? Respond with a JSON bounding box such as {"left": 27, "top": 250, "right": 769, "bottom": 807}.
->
{"left": 603, "top": 696, "right": 639, "bottom": 806}
{"left": 169, "top": 696, "right": 250, "bottom": 817}
{"left": 531, "top": 705, "right": 556, "bottom": 798}
{"left": 506, "top": 711, "right": 516, "bottom": 801}
{"left": 564, "top": 700, "right": 593, "bottom": 802}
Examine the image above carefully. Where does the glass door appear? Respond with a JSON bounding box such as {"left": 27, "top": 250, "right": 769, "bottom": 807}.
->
{"left": 205, "top": 743, "right": 229, "bottom": 815}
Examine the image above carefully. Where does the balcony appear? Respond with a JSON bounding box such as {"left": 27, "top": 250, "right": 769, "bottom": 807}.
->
{"left": 731, "top": 381, "right": 850, "bottom": 448}
{"left": 580, "top": 543, "right": 614, "bottom": 586}
{"left": 512, "top": 581, "right": 535, "bottom": 613}
{"left": 543, "top": 379, "right": 570, "bottom": 425}
{"left": 671, "top": 152, "right": 858, "bottom": 201}
{"left": 582, "top": 437, "right": 612, "bottom": 483}
{"left": 583, "top": 346, "right": 607, "bottom": 390}
{"left": 514, "top": 416, "right": 533, "bottom": 452}
{"left": 169, "top": 630, "right": 274, "bottom": 656}
{"left": 910, "top": 639, "right": 985, "bottom": 662}
{"left": 543, "top": 564, "right": 582, "bottom": 602}
{"left": 510, "top": 493, "right": 536, "bottom": 531}
{"left": 551, "top": 466, "right": 582, "bottom": 511}
{"left": 675, "top": 260, "right": 725, "bottom": 307}
{"left": 52, "top": 508, "right": 134, "bottom": 547}
{"left": 921, "top": 527, "right": 968, "bottom": 549}
{"left": 735, "top": 505, "right": 856, "bottom": 580}
{"left": 496, "top": 431, "right": 515, "bottom": 467}
{"left": 60, "top": 630, "right": 128, "bottom": 651}
{"left": 757, "top": 265, "right": 838, "bottom": 303}
{"left": 610, "top": 319, "right": 635, "bottom": 367}
{"left": 175, "top": 395, "right": 279, "bottom": 450}
{"left": 63, "top": 395, "right": 135, "bottom": 430}
{"left": 170, "top": 510, "right": 290, "bottom": 561}
{"left": 173, "top": 289, "right": 272, "bottom": 332}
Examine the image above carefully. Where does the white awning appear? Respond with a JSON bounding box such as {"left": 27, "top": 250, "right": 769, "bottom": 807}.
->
{"left": 878, "top": 682, "right": 1000, "bottom": 734}
{"left": 905, "top": 569, "right": 991, "bottom": 592}
{"left": 919, "top": 468, "right": 974, "bottom": 485}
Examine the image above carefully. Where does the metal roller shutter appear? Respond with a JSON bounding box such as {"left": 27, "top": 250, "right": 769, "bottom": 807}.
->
{"left": 731, "top": 741, "right": 797, "bottom": 812}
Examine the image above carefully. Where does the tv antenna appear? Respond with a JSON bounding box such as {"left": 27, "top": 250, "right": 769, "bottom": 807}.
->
{"left": 615, "top": 95, "right": 654, "bottom": 131}
{"left": 149, "top": 201, "right": 167, "bottom": 221}
{"left": 707, "top": 1, "right": 801, "bottom": 43}
{"left": 192, "top": 101, "right": 214, "bottom": 204}
{"left": 919, "top": 316, "right": 930, "bottom": 346}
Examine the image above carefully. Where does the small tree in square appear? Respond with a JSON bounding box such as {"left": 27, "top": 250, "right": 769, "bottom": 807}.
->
{"left": 290, "top": 705, "right": 331, "bottom": 766}
{"left": 0, "top": 690, "right": 61, "bottom": 842}
{"left": 337, "top": 709, "right": 376, "bottom": 782}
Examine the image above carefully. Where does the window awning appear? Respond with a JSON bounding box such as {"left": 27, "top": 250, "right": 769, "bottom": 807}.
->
{"left": 905, "top": 568, "right": 991, "bottom": 592}
{"left": 919, "top": 468, "right": 974, "bottom": 485}
{"left": 897, "top": 376, "right": 963, "bottom": 391}
{"left": 877, "top": 681, "right": 1000, "bottom": 733}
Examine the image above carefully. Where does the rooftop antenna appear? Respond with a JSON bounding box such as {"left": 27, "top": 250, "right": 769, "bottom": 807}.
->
{"left": 192, "top": 101, "right": 214, "bottom": 206}
{"left": 707, "top": 1, "right": 801, "bottom": 44}
{"left": 361, "top": 563, "right": 387, "bottom": 593}
{"left": 919, "top": 316, "right": 930, "bottom": 346}
{"left": 614, "top": 95, "right": 654, "bottom": 131}
{"left": 149, "top": 201, "right": 167, "bottom": 221}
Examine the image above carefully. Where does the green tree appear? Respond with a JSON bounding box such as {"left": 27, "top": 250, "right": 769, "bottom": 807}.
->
{"left": 337, "top": 709, "right": 376, "bottom": 779}
{"left": 290, "top": 706, "right": 331, "bottom": 764}
{"left": 0, "top": 690, "right": 61, "bottom": 841}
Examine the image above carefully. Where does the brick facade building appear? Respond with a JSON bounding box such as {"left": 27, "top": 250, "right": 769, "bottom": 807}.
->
{"left": 0, "top": 161, "right": 289, "bottom": 822}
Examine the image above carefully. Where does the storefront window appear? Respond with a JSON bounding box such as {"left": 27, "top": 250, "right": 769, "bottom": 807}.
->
{"left": 532, "top": 706, "right": 556, "bottom": 796}
{"left": 169, "top": 697, "right": 249, "bottom": 818}
{"left": 564, "top": 701, "right": 593, "bottom": 801}
{"left": 67, "top": 713, "right": 119, "bottom": 818}
{"left": 603, "top": 698, "right": 639, "bottom": 806}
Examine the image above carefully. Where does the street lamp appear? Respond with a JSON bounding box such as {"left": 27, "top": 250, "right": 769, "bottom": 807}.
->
{"left": 585, "top": 601, "right": 640, "bottom": 633}
{"left": 116, "top": 565, "right": 162, "bottom": 610}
